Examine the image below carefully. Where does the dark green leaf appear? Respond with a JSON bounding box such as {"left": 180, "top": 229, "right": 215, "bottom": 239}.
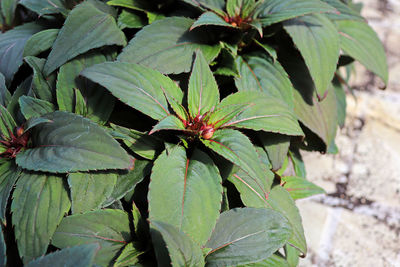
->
{"left": 0, "top": 23, "right": 43, "bottom": 86}
{"left": 52, "top": 209, "right": 132, "bottom": 267}
{"left": 1, "top": 0, "right": 18, "bottom": 26}
{"left": 256, "top": 0, "right": 336, "bottom": 27}
{"left": 282, "top": 176, "right": 325, "bottom": 200}
{"left": 118, "top": 10, "right": 147, "bottom": 29}
{"left": 107, "top": 0, "right": 150, "bottom": 12}
{"left": 24, "top": 56, "right": 54, "bottom": 102}
{"left": 214, "top": 48, "right": 239, "bottom": 77}
{"left": 181, "top": 0, "right": 225, "bottom": 13}
{"left": 205, "top": 208, "right": 292, "bottom": 266}
{"left": 81, "top": 61, "right": 182, "bottom": 121}
{"left": 0, "top": 161, "right": 20, "bottom": 222}
{"left": 16, "top": 111, "right": 132, "bottom": 173}
{"left": 23, "top": 29, "right": 59, "bottom": 57}
{"left": 259, "top": 132, "right": 291, "bottom": 171}
{"left": 114, "top": 242, "right": 143, "bottom": 267}
{"left": 24, "top": 117, "right": 52, "bottom": 133}
{"left": 0, "top": 105, "right": 16, "bottom": 139}
{"left": 217, "top": 92, "right": 303, "bottom": 136}
{"left": 19, "top": 0, "right": 68, "bottom": 16}
{"left": 74, "top": 89, "right": 87, "bottom": 117}
{"left": 336, "top": 20, "right": 388, "bottom": 84}
{"left": 235, "top": 55, "right": 294, "bottom": 109}
{"left": 25, "top": 244, "right": 99, "bottom": 267}
{"left": 118, "top": 17, "right": 221, "bottom": 74}
{"left": 149, "top": 147, "right": 222, "bottom": 246}
{"left": 19, "top": 96, "right": 55, "bottom": 120}
{"left": 150, "top": 115, "right": 186, "bottom": 134}
{"left": 188, "top": 50, "right": 220, "bottom": 118}
{"left": 56, "top": 52, "right": 115, "bottom": 124}
{"left": 267, "top": 186, "right": 306, "bottom": 255}
{"left": 321, "top": 0, "right": 363, "bottom": 21}
{"left": 253, "top": 40, "right": 277, "bottom": 62}
{"left": 284, "top": 14, "right": 340, "bottom": 99}
{"left": 43, "top": 1, "right": 126, "bottom": 75}
{"left": 7, "top": 76, "right": 32, "bottom": 122}
{"left": 68, "top": 172, "right": 117, "bottom": 214}
{"left": 11, "top": 172, "right": 71, "bottom": 263}
{"left": 191, "top": 12, "right": 234, "bottom": 30}
{"left": 0, "top": 73, "right": 10, "bottom": 107}
{"left": 151, "top": 221, "right": 205, "bottom": 267}
{"left": 288, "top": 149, "right": 306, "bottom": 178}
{"left": 0, "top": 224, "right": 5, "bottom": 267}
{"left": 238, "top": 254, "right": 290, "bottom": 267}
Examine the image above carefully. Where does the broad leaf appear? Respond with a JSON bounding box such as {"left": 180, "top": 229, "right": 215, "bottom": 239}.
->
{"left": 218, "top": 92, "right": 303, "bottom": 135}
{"left": 24, "top": 56, "right": 54, "bottom": 102}
{"left": 191, "top": 12, "right": 234, "bottom": 30}
{"left": 107, "top": 0, "right": 150, "bottom": 12}
{"left": 118, "top": 10, "right": 147, "bottom": 29}
{"left": 267, "top": 186, "right": 306, "bottom": 255}
{"left": 321, "top": 0, "right": 363, "bottom": 21}
{"left": 205, "top": 208, "right": 292, "bottom": 266}
{"left": 256, "top": 0, "right": 336, "bottom": 27}
{"left": 259, "top": 132, "right": 291, "bottom": 171}
{"left": 284, "top": 14, "right": 340, "bottom": 100}
{"left": 68, "top": 172, "right": 117, "bottom": 214}
{"left": 23, "top": 29, "right": 59, "bottom": 57}
{"left": 332, "top": 78, "right": 346, "bottom": 128}
{"left": 0, "top": 161, "right": 21, "bottom": 222}
{"left": 336, "top": 20, "right": 388, "bottom": 84}
{"left": 52, "top": 209, "right": 132, "bottom": 267}
{"left": 57, "top": 52, "right": 115, "bottom": 124}
{"left": 19, "top": 96, "right": 55, "bottom": 120}
{"left": 149, "top": 147, "right": 222, "bottom": 245}
{"left": 0, "top": 105, "right": 17, "bottom": 139}
{"left": 238, "top": 254, "right": 290, "bottom": 266}
{"left": 288, "top": 149, "right": 306, "bottom": 178}
{"left": 235, "top": 55, "right": 294, "bottom": 109}
{"left": 81, "top": 61, "right": 182, "bottom": 121}
{"left": 0, "top": 73, "right": 10, "bottom": 107}
{"left": 11, "top": 172, "right": 71, "bottom": 263}
{"left": 114, "top": 242, "right": 143, "bottom": 267}
{"left": 0, "top": 224, "right": 5, "bottom": 267}
{"left": 111, "top": 124, "right": 164, "bottom": 160}
{"left": 19, "top": 0, "right": 68, "bottom": 16}
{"left": 1, "top": 0, "right": 18, "bottom": 26}
{"left": 6, "top": 76, "right": 32, "bottom": 123}
{"left": 43, "top": 1, "right": 126, "bottom": 75}
{"left": 202, "top": 129, "right": 269, "bottom": 186}
{"left": 285, "top": 244, "right": 300, "bottom": 267}
{"left": 282, "top": 176, "right": 325, "bottom": 200}
{"left": 150, "top": 115, "right": 186, "bottom": 134}
{"left": 0, "top": 23, "right": 43, "bottom": 86}
{"left": 118, "top": 17, "right": 221, "bottom": 74}
{"left": 151, "top": 221, "right": 205, "bottom": 267}
{"left": 16, "top": 112, "right": 132, "bottom": 173}
{"left": 25, "top": 244, "right": 99, "bottom": 267}
{"left": 188, "top": 50, "right": 220, "bottom": 118}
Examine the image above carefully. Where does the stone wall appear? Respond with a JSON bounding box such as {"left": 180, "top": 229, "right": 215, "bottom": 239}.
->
{"left": 298, "top": 1, "right": 400, "bottom": 266}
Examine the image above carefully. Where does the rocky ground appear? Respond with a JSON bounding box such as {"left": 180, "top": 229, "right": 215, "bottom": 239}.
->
{"left": 298, "top": 0, "right": 400, "bottom": 266}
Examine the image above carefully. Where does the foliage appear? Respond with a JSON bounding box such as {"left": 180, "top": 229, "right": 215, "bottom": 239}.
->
{"left": 0, "top": 0, "right": 387, "bottom": 266}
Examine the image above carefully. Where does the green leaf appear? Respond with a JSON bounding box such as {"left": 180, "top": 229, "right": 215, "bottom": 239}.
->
{"left": 190, "top": 12, "right": 234, "bottom": 30}
{"left": 68, "top": 172, "right": 117, "bottom": 214}
{"left": 0, "top": 23, "right": 43, "bottom": 86}
{"left": 332, "top": 78, "right": 346, "bottom": 128}
{"left": 259, "top": 132, "right": 291, "bottom": 171}
{"left": 11, "top": 172, "right": 71, "bottom": 263}
{"left": 321, "top": 0, "right": 363, "bottom": 21}
{"left": 118, "top": 17, "right": 221, "bottom": 74}
{"left": 205, "top": 208, "right": 292, "bottom": 266}
{"left": 25, "top": 244, "right": 99, "bottom": 267}
{"left": 56, "top": 52, "right": 115, "bottom": 124}
{"left": 74, "top": 89, "right": 87, "bottom": 117}
{"left": 1, "top": 0, "right": 18, "bottom": 26}
{"left": 217, "top": 91, "right": 303, "bottom": 136}
{"left": 24, "top": 117, "right": 52, "bottom": 133}
{"left": 284, "top": 14, "right": 340, "bottom": 100}
{"left": 238, "top": 254, "right": 290, "bottom": 267}
{"left": 0, "top": 224, "right": 5, "bottom": 267}
{"left": 336, "top": 20, "right": 388, "bottom": 84}
{"left": 0, "top": 73, "right": 10, "bottom": 107}
{"left": 43, "top": 1, "right": 126, "bottom": 75}
{"left": 188, "top": 50, "right": 220, "bottom": 118}
{"left": 226, "top": 0, "right": 258, "bottom": 18}
{"left": 256, "top": 0, "right": 336, "bottom": 27}
{"left": 181, "top": 0, "right": 225, "bottom": 13}
{"left": 235, "top": 55, "right": 294, "bottom": 109}
{"left": 24, "top": 56, "right": 54, "bottom": 102}
{"left": 111, "top": 124, "right": 164, "bottom": 160}
{"left": 114, "top": 242, "right": 143, "bottom": 267}
{"left": 151, "top": 221, "right": 205, "bottom": 267}
{"left": 0, "top": 161, "right": 21, "bottom": 222}
{"left": 253, "top": 40, "right": 277, "bottom": 62}
{"left": 282, "top": 176, "right": 325, "bottom": 200}
{"left": 214, "top": 48, "right": 240, "bottom": 77}
{"left": 107, "top": 0, "right": 150, "bottom": 12}
{"left": 104, "top": 159, "right": 151, "bottom": 206}
{"left": 16, "top": 111, "right": 132, "bottom": 173}
{"left": 52, "top": 209, "right": 132, "bottom": 267}
{"left": 202, "top": 129, "right": 269, "bottom": 187}
{"left": 19, "top": 96, "right": 55, "bottom": 120}
{"left": 288, "top": 149, "right": 306, "bottom": 178}
{"left": 267, "top": 186, "right": 306, "bottom": 255}
{"left": 0, "top": 105, "right": 17, "bottom": 139}
{"left": 81, "top": 61, "right": 182, "bottom": 121}
{"left": 118, "top": 10, "right": 146, "bottom": 29}
{"left": 150, "top": 115, "right": 186, "bottom": 134}
{"left": 285, "top": 244, "right": 300, "bottom": 267}
{"left": 19, "top": 0, "right": 68, "bottom": 16}
{"left": 149, "top": 147, "right": 222, "bottom": 246}
{"left": 23, "top": 29, "right": 59, "bottom": 57}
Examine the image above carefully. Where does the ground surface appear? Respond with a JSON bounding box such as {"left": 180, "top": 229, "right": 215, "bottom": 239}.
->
{"left": 298, "top": 0, "right": 400, "bottom": 266}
